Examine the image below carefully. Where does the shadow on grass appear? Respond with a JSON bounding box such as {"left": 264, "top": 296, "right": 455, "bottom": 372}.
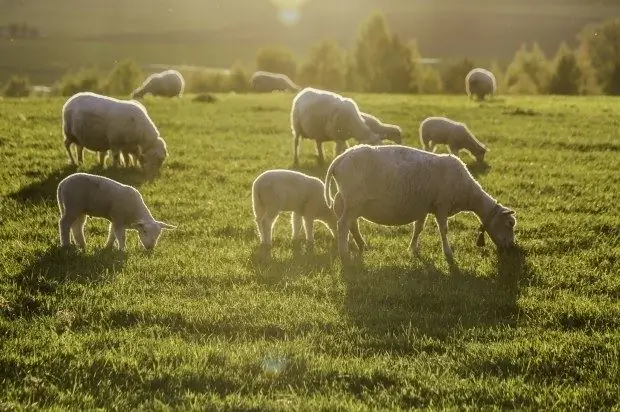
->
{"left": 3, "top": 245, "right": 125, "bottom": 319}
{"left": 7, "top": 164, "right": 148, "bottom": 206}
{"left": 466, "top": 160, "right": 490, "bottom": 178}
{"left": 342, "top": 246, "right": 528, "bottom": 346}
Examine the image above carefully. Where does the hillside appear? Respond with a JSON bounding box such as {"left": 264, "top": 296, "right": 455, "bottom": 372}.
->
{"left": 1, "top": 0, "right": 618, "bottom": 83}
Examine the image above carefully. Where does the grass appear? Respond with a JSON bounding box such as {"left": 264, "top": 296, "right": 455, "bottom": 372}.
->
{"left": 0, "top": 93, "right": 618, "bottom": 409}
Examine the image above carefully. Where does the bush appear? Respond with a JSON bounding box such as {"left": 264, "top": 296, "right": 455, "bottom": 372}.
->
{"left": 255, "top": 46, "right": 298, "bottom": 80}
{"left": 104, "top": 59, "right": 143, "bottom": 96}
{"left": 419, "top": 67, "right": 444, "bottom": 94}
{"left": 548, "top": 43, "right": 582, "bottom": 95}
{"left": 298, "top": 39, "right": 346, "bottom": 91}
{"left": 578, "top": 18, "right": 620, "bottom": 95}
{"left": 227, "top": 61, "right": 250, "bottom": 93}
{"left": 55, "top": 67, "right": 104, "bottom": 97}
{"left": 2, "top": 75, "right": 31, "bottom": 97}
{"left": 184, "top": 69, "right": 229, "bottom": 93}
{"left": 440, "top": 58, "right": 475, "bottom": 94}
{"left": 505, "top": 43, "right": 552, "bottom": 94}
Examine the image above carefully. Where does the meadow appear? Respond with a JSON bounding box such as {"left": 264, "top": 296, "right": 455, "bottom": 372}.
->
{"left": 0, "top": 93, "right": 618, "bottom": 409}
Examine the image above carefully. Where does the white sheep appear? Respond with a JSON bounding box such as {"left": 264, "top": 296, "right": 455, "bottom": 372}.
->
{"left": 324, "top": 144, "right": 516, "bottom": 265}
{"left": 360, "top": 112, "right": 403, "bottom": 144}
{"left": 252, "top": 169, "right": 337, "bottom": 253}
{"left": 419, "top": 116, "right": 487, "bottom": 164}
{"left": 130, "top": 69, "right": 185, "bottom": 99}
{"left": 57, "top": 172, "right": 176, "bottom": 251}
{"left": 465, "top": 68, "right": 497, "bottom": 101}
{"left": 62, "top": 91, "right": 168, "bottom": 178}
{"left": 250, "top": 71, "right": 300, "bottom": 93}
{"left": 290, "top": 87, "right": 381, "bottom": 166}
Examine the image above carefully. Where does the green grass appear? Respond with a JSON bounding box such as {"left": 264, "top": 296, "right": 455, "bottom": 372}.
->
{"left": 0, "top": 93, "right": 618, "bottom": 409}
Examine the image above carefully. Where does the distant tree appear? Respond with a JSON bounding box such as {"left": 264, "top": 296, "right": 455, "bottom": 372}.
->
{"left": 489, "top": 60, "right": 505, "bottom": 92}
{"left": 440, "top": 58, "right": 475, "bottom": 94}
{"left": 353, "top": 12, "right": 420, "bottom": 93}
{"left": 419, "top": 66, "right": 444, "bottom": 94}
{"left": 505, "top": 43, "right": 552, "bottom": 94}
{"left": 56, "top": 67, "right": 103, "bottom": 97}
{"left": 227, "top": 60, "right": 250, "bottom": 93}
{"left": 7, "top": 23, "right": 19, "bottom": 38}
{"left": 578, "top": 18, "right": 620, "bottom": 95}
{"left": 548, "top": 42, "right": 582, "bottom": 95}
{"left": 344, "top": 54, "right": 363, "bottom": 92}
{"left": 298, "top": 39, "right": 346, "bottom": 91}
{"left": 2, "top": 75, "right": 31, "bottom": 97}
{"left": 104, "top": 59, "right": 143, "bottom": 96}
{"left": 255, "top": 46, "right": 298, "bottom": 80}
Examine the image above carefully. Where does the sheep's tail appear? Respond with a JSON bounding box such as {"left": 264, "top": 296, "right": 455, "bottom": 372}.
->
{"left": 56, "top": 181, "right": 65, "bottom": 215}
{"left": 251, "top": 183, "right": 263, "bottom": 220}
{"left": 324, "top": 153, "right": 344, "bottom": 208}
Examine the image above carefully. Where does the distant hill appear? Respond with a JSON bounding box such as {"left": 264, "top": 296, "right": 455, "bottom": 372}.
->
{"left": 0, "top": 0, "right": 617, "bottom": 83}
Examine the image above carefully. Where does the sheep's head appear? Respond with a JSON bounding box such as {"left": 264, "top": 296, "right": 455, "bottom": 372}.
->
{"left": 142, "top": 137, "right": 168, "bottom": 179}
{"left": 477, "top": 204, "right": 516, "bottom": 251}
{"left": 131, "top": 219, "right": 177, "bottom": 251}
{"left": 386, "top": 125, "right": 403, "bottom": 144}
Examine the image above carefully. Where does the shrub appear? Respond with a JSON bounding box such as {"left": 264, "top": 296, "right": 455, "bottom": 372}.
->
{"left": 2, "top": 75, "right": 31, "bottom": 97}
{"left": 104, "top": 59, "right": 143, "bottom": 96}
{"left": 298, "top": 39, "right": 346, "bottom": 91}
{"left": 184, "top": 69, "right": 228, "bottom": 93}
{"left": 227, "top": 61, "right": 251, "bottom": 93}
{"left": 440, "top": 58, "right": 475, "bottom": 94}
{"left": 548, "top": 43, "right": 582, "bottom": 95}
{"left": 505, "top": 43, "right": 552, "bottom": 94}
{"left": 255, "top": 46, "right": 298, "bottom": 80}
{"left": 55, "top": 67, "right": 104, "bottom": 97}
{"left": 578, "top": 18, "right": 620, "bottom": 95}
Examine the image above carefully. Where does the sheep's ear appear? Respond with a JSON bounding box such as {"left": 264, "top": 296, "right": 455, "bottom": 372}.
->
{"left": 130, "top": 220, "right": 146, "bottom": 230}
{"left": 158, "top": 221, "right": 177, "bottom": 230}
{"left": 502, "top": 208, "right": 515, "bottom": 215}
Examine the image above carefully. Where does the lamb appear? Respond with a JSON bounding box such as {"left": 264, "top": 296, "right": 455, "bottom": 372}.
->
{"left": 62, "top": 91, "right": 169, "bottom": 178}
{"left": 419, "top": 116, "right": 487, "bottom": 163}
{"left": 290, "top": 87, "right": 381, "bottom": 166}
{"left": 465, "top": 68, "right": 497, "bottom": 101}
{"left": 252, "top": 169, "right": 337, "bottom": 253}
{"left": 360, "top": 112, "right": 403, "bottom": 144}
{"left": 324, "top": 144, "right": 516, "bottom": 265}
{"left": 130, "top": 69, "right": 185, "bottom": 99}
{"left": 250, "top": 71, "right": 300, "bottom": 93}
{"left": 57, "top": 173, "right": 176, "bottom": 251}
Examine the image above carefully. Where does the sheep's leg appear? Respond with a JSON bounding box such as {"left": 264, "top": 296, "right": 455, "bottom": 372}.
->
{"left": 58, "top": 214, "right": 74, "bottom": 247}
{"left": 76, "top": 145, "right": 84, "bottom": 165}
{"left": 293, "top": 133, "right": 301, "bottom": 166}
{"left": 110, "top": 150, "right": 122, "bottom": 168}
{"left": 335, "top": 140, "right": 347, "bottom": 157}
{"left": 113, "top": 224, "right": 126, "bottom": 251}
{"left": 349, "top": 219, "right": 366, "bottom": 252}
{"left": 435, "top": 215, "right": 454, "bottom": 265}
{"left": 291, "top": 212, "right": 303, "bottom": 242}
{"left": 105, "top": 223, "right": 117, "bottom": 249}
{"left": 337, "top": 211, "right": 356, "bottom": 264}
{"left": 70, "top": 214, "right": 87, "bottom": 250}
{"left": 302, "top": 215, "right": 315, "bottom": 250}
{"left": 409, "top": 215, "right": 427, "bottom": 256}
{"left": 64, "top": 140, "right": 76, "bottom": 165}
{"left": 259, "top": 212, "right": 279, "bottom": 247}
{"left": 315, "top": 141, "right": 325, "bottom": 164}
{"left": 448, "top": 144, "right": 460, "bottom": 157}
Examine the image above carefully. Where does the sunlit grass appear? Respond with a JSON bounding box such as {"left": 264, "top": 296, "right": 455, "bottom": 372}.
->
{"left": 0, "top": 93, "right": 618, "bottom": 409}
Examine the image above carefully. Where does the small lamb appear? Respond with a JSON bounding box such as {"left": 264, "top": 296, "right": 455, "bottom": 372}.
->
{"left": 130, "top": 69, "right": 185, "bottom": 99}
{"left": 361, "top": 112, "right": 403, "bottom": 144}
{"left": 250, "top": 70, "right": 300, "bottom": 93}
{"left": 57, "top": 173, "right": 176, "bottom": 251}
{"left": 324, "top": 144, "right": 516, "bottom": 265}
{"left": 465, "top": 68, "right": 497, "bottom": 101}
{"left": 252, "top": 169, "right": 337, "bottom": 252}
{"left": 419, "top": 116, "right": 487, "bottom": 163}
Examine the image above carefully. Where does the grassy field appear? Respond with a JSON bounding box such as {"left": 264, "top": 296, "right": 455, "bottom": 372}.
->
{"left": 0, "top": 93, "right": 618, "bottom": 409}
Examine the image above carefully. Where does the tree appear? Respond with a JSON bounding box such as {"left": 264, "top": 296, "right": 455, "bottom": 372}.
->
{"left": 578, "top": 18, "right": 620, "bottom": 95}
{"left": 440, "top": 58, "right": 475, "bottom": 94}
{"left": 104, "top": 59, "right": 143, "bottom": 96}
{"left": 255, "top": 46, "right": 298, "bottom": 80}
{"left": 298, "top": 39, "right": 346, "bottom": 91}
{"left": 505, "top": 43, "right": 552, "bottom": 94}
{"left": 227, "top": 61, "right": 250, "bottom": 93}
{"left": 548, "top": 42, "right": 582, "bottom": 95}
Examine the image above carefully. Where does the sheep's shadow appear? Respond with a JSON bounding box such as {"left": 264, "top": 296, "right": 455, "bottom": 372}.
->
{"left": 248, "top": 241, "right": 338, "bottom": 286}
{"left": 7, "top": 164, "right": 76, "bottom": 205}
{"left": 3, "top": 245, "right": 125, "bottom": 320}
{"left": 7, "top": 164, "right": 147, "bottom": 206}
{"left": 341, "top": 246, "right": 527, "bottom": 351}
{"left": 466, "top": 160, "right": 490, "bottom": 177}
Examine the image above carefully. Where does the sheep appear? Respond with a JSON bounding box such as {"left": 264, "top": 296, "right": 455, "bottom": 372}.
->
{"left": 465, "top": 68, "right": 497, "bottom": 101}
{"left": 290, "top": 87, "right": 381, "bottom": 166}
{"left": 252, "top": 169, "right": 337, "bottom": 253}
{"left": 324, "top": 144, "right": 517, "bottom": 265}
{"left": 62, "top": 91, "right": 169, "bottom": 178}
{"left": 419, "top": 116, "right": 487, "bottom": 164}
{"left": 361, "top": 112, "right": 403, "bottom": 144}
{"left": 130, "top": 69, "right": 185, "bottom": 99}
{"left": 57, "top": 172, "right": 176, "bottom": 251}
{"left": 250, "top": 71, "right": 300, "bottom": 93}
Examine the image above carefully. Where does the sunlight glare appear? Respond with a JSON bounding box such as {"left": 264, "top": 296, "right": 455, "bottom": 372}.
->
{"left": 270, "top": 0, "right": 309, "bottom": 26}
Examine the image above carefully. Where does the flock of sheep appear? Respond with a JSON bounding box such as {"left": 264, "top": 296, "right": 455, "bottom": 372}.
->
{"left": 55, "top": 65, "right": 516, "bottom": 266}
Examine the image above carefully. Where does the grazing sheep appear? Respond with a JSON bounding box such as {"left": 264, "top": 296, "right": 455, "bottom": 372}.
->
{"left": 324, "top": 144, "right": 516, "bottom": 265}
{"left": 291, "top": 87, "right": 381, "bottom": 166}
{"left": 130, "top": 69, "right": 185, "bottom": 99}
{"left": 57, "top": 173, "right": 176, "bottom": 251}
{"left": 419, "top": 116, "right": 487, "bottom": 163}
{"left": 250, "top": 71, "right": 300, "bottom": 93}
{"left": 252, "top": 169, "right": 337, "bottom": 253}
{"left": 62, "top": 91, "right": 168, "bottom": 178}
{"left": 465, "top": 68, "right": 497, "bottom": 101}
{"left": 361, "top": 112, "right": 403, "bottom": 144}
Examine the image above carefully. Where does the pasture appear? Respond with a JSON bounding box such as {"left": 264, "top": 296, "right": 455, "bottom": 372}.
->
{"left": 0, "top": 93, "right": 618, "bottom": 409}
